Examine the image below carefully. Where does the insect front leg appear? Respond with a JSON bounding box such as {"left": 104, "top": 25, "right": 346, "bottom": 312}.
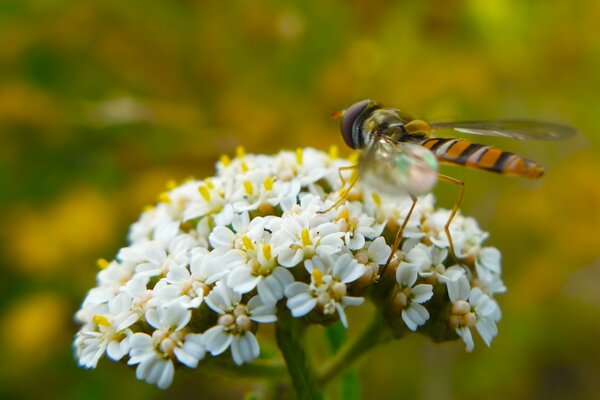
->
{"left": 437, "top": 174, "right": 465, "bottom": 265}
{"left": 319, "top": 165, "right": 358, "bottom": 213}
{"left": 381, "top": 194, "right": 418, "bottom": 275}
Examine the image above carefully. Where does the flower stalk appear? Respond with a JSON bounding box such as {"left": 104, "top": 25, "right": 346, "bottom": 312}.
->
{"left": 276, "top": 311, "right": 323, "bottom": 400}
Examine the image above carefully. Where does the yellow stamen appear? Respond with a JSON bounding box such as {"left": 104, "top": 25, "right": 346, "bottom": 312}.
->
{"left": 199, "top": 186, "right": 211, "bottom": 202}
{"left": 262, "top": 243, "right": 272, "bottom": 260}
{"left": 220, "top": 154, "right": 231, "bottom": 166}
{"left": 244, "top": 180, "right": 254, "bottom": 196}
{"left": 204, "top": 178, "right": 215, "bottom": 189}
{"left": 241, "top": 162, "right": 249, "bottom": 173}
{"left": 263, "top": 176, "right": 274, "bottom": 191}
{"left": 371, "top": 192, "right": 382, "bottom": 206}
{"left": 158, "top": 192, "right": 171, "bottom": 204}
{"left": 348, "top": 151, "right": 360, "bottom": 164}
{"left": 337, "top": 207, "right": 349, "bottom": 220}
{"left": 236, "top": 146, "right": 246, "bottom": 159}
{"left": 96, "top": 258, "right": 110, "bottom": 270}
{"left": 301, "top": 228, "right": 311, "bottom": 247}
{"left": 93, "top": 315, "right": 110, "bottom": 327}
{"left": 165, "top": 179, "right": 177, "bottom": 190}
{"left": 328, "top": 145, "right": 338, "bottom": 159}
{"left": 296, "top": 148, "right": 303, "bottom": 165}
{"left": 312, "top": 269, "right": 323, "bottom": 285}
{"left": 242, "top": 236, "right": 255, "bottom": 251}
{"left": 143, "top": 205, "right": 154, "bottom": 212}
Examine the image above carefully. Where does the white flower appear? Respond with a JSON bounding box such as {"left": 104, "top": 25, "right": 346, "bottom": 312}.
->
{"left": 183, "top": 179, "right": 226, "bottom": 221}
{"left": 285, "top": 253, "right": 365, "bottom": 327}
{"left": 353, "top": 237, "right": 392, "bottom": 284}
{"left": 150, "top": 248, "right": 241, "bottom": 308}
{"left": 209, "top": 212, "right": 266, "bottom": 250}
{"left": 475, "top": 247, "right": 506, "bottom": 294}
{"left": 393, "top": 264, "right": 434, "bottom": 331}
{"left": 76, "top": 293, "right": 136, "bottom": 368}
{"left": 134, "top": 235, "right": 197, "bottom": 277}
{"left": 128, "top": 304, "right": 205, "bottom": 389}
{"left": 271, "top": 213, "right": 344, "bottom": 267}
{"left": 335, "top": 202, "right": 385, "bottom": 250}
{"left": 202, "top": 281, "right": 276, "bottom": 365}
{"left": 447, "top": 276, "right": 501, "bottom": 351}
{"left": 227, "top": 242, "right": 294, "bottom": 305}
{"left": 399, "top": 243, "right": 465, "bottom": 284}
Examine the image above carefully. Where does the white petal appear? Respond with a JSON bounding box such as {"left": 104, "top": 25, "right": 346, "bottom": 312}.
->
{"left": 456, "top": 327, "right": 474, "bottom": 352}
{"left": 402, "top": 303, "right": 429, "bottom": 331}
{"left": 287, "top": 295, "right": 317, "bottom": 317}
{"left": 334, "top": 303, "right": 348, "bottom": 328}
{"left": 228, "top": 268, "right": 261, "bottom": 294}
{"left": 209, "top": 227, "right": 236, "bottom": 249}
{"left": 202, "top": 326, "right": 233, "bottom": 356}
{"left": 285, "top": 282, "right": 311, "bottom": 298}
{"left": 396, "top": 264, "right": 418, "bottom": 287}
{"left": 447, "top": 276, "right": 470, "bottom": 303}
{"left": 411, "top": 284, "right": 433, "bottom": 304}
{"left": 368, "top": 237, "right": 391, "bottom": 265}
{"left": 248, "top": 296, "right": 277, "bottom": 323}
{"left": 157, "top": 360, "right": 175, "bottom": 390}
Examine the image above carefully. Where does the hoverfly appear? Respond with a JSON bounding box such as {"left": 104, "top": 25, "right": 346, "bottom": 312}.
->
{"left": 332, "top": 99, "right": 575, "bottom": 270}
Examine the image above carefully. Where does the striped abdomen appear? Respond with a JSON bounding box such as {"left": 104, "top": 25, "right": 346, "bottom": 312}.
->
{"left": 420, "top": 138, "right": 544, "bottom": 179}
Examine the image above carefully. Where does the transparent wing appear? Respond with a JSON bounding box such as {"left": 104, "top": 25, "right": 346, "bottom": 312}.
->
{"left": 430, "top": 120, "right": 576, "bottom": 141}
{"left": 358, "top": 135, "right": 439, "bottom": 197}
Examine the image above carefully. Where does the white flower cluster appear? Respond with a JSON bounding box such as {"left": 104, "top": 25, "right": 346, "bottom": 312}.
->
{"left": 74, "top": 147, "right": 505, "bottom": 389}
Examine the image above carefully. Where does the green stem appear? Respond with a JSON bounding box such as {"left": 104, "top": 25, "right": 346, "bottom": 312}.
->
{"left": 318, "top": 313, "right": 391, "bottom": 386}
{"left": 276, "top": 312, "right": 323, "bottom": 400}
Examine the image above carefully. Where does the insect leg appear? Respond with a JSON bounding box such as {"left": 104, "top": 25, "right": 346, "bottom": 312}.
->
{"left": 437, "top": 174, "right": 465, "bottom": 265}
{"left": 318, "top": 165, "right": 358, "bottom": 213}
{"left": 381, "top": 194, "right": 418, "bottom": 275}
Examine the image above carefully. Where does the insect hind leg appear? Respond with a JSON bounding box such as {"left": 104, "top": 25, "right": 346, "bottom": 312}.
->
{"left": 437, "top": 174, "right": 465, "bottom": 265}
{"left": 381, "top": 194, "right": 418, "bottom": 276}
{"left": 318, "top": 165, "right": 358, "bottom": 214}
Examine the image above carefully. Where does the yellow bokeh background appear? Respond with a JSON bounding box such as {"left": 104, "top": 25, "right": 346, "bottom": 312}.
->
{"left": 1, "top": 1, "right": 599, "bottom": 399}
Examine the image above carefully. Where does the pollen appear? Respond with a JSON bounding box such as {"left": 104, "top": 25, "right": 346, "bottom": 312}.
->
{"left": 371, "top": 192, "right": 382, "bottom": 206}
{"left": 348, "top": 151, "right": 360, "bottom": 164}
{"left": 236, "top": 146, "right": 246, "bottom": 159}
{"left": 96, "top": 258, "right": 110, "bottom": 270}
{"left": 241, "top": 162, "right": 249, "bottom": 173}
{"left": 158, "top": 192, "right": 172, "bottom": 204}
{"left": 328, "top": 145, "right": 338, "bottom": 159}
{"left": 296, "top": 148, "right": 303, "bottom": 165}
{"left": 262, "top": 243, "right": 272, "bottom": 260}
{"left": 263, "top": 176, "right": 274, "bottom": 191}
{"left": 337, "top": 207, "right": 350, "bottom": 221}
{"left": 244, "top": 180, "right": 254, "bottom": 196}
{"left": 242, "top": 235, "right": 255, "bottom": 251}
{"left": 301, "top": 227, "right": 312, "bottom": 247}
{"left": 312, "top": 268, "right": 323, "bottom": 285}
{"left": 93, "top": 315, "right": 110, "bottom": 327}
{"left": 220, "top": 154, "right": 231, "bottom": 166}
{"left": 204, "top": 178, "right": 215, "bottom": 189}
{"left": 199, "top": 185, "right": 211, "bottom": 202}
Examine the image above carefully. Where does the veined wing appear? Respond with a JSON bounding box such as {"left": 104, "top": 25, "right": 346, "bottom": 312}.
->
{"left": 358, "top": 135, "right": 439, "bottom": 197}
{"left": 430, "top": 120, "right": 576, "bottom": 141}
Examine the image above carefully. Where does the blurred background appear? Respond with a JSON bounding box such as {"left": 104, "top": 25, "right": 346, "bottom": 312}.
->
{"left": 1, "top": 0, "right": 599, "bottom": 399}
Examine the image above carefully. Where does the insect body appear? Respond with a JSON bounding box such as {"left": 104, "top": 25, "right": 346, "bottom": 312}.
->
{"left": 336, "top": 99, "right": 575, "bottom": 269}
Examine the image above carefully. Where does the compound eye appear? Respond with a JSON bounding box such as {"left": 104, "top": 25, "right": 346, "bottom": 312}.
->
{"left": 340, "top": 99, "right": 370, "bottom": 149}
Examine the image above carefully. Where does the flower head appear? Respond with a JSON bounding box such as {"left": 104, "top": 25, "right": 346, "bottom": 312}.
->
{"left": 74, "top": 147, "right": 505, "bottom": 389}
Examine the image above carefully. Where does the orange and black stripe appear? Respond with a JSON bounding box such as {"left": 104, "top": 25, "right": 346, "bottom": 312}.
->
{"left": 420, "top": 138, "right": 544, "bottom": 179}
